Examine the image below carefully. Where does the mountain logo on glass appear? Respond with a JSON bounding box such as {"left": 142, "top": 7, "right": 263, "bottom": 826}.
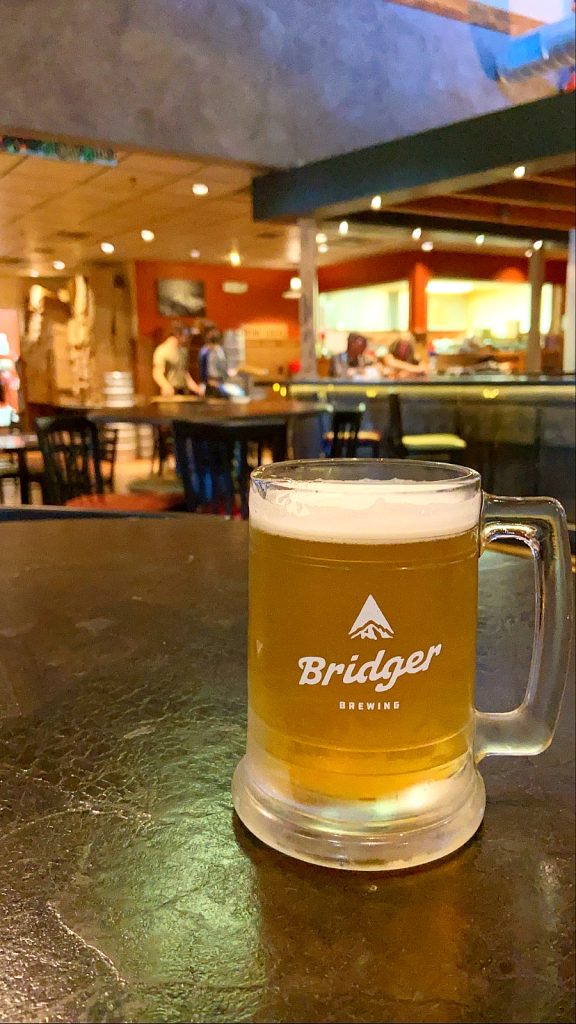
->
{"left": 349, "top": 595, "right": 394, "bottom": 641}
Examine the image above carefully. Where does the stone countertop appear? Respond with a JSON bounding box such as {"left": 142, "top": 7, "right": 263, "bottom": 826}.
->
{"left": 0, "top": 519, "right": 573, "bottom": 1024}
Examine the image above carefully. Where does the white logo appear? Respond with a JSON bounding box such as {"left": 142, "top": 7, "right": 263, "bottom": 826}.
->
{"left": 349, "top": 595, "right": 394, "bottom": 641}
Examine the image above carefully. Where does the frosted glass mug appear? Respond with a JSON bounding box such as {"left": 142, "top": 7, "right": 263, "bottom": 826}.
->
{"left": 233, "top": 460, "right": 572, "bottom": 870}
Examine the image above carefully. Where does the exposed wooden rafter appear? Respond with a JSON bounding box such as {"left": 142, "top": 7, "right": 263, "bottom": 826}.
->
{"left": 386, "top": 0, "right": 542, "bottom": 35}
{"left": 384, "top": 196, "right": 574, "bottom": 232}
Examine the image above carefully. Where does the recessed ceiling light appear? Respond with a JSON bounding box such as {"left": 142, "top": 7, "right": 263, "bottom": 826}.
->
{"left": 338, "top": 220, "right": 349, "bottom": 235}
{"left": 190, "top": 249, "right": 200, "bottom": 258}
{"left": 412, "top": 227, "right": 422, "bottom": 241}
{"left": 370, "top": 195, "right": 382, "bottom": 210}
{"left": 475, "top": 234, "right": 485, "bottom": 246}
{"left": 229, "top": 250, "right": 241, "bottom": 266}
{"left": 525, "top": 248, "right": 533, "bottom": 258}
{"left": 29, "top": 269, "right": 39, "bottom": 278}
{"left": 290, "top": 276, "right": 302, "bottom": 291}
{"left": 192, "top": 183, "right": 209, "bottom": 195}
{"left": 141, "top": 229, "right": 155, "bottom": 242}
{"left": 315, "top": 232, "right": 327, "bottom": 244}
{"left": 533, "top": 239, "right": 543, "bottom": 250}
{"left": 52, "top": 260, "right": 66, "bottom": 271}
{"left": 318, "top": 243, "right": 329, "bottom": 254}
{"left": 513, "top": 165, "right": 526, "bottom": 179}
{"left": 100, "top": 241, "right": 115, "bottom": 254}
{"left": 421, "top": 241, "right": 434, "bottom": 252}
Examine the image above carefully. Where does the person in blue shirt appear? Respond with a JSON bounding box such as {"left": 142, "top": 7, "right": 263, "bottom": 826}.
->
{"left": 198, "top": 327, "right": 231, "bottom": 397}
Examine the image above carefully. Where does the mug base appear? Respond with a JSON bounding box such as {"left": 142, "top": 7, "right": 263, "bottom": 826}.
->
{"left": 232, "top": 757, "right": 486, "bottom": 871}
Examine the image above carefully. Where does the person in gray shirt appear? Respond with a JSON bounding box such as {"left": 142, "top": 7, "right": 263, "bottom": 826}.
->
{"left": 152, "top": 328, "right": 202, "bottom": 397}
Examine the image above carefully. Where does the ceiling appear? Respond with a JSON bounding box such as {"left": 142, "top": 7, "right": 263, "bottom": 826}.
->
{"left": 0, "top": 149, "right": 412, "bottom": 276}
{"left": 335, "top": 163, "right": 574, "bottom": 259}
{"left": 375, "top": 164, "right": 575, "bottom": 235}
{"left": 1, "top": 145, "right": 565, "bottom": 280}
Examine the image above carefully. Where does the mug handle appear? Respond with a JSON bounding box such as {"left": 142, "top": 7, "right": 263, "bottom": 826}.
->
{"left": 475, "top": 494, "right": 573, "bottom": 761}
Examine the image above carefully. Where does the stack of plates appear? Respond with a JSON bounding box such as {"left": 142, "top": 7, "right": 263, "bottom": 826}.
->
{"left": 103, "top": 371, "right": 136, "bottom": 460}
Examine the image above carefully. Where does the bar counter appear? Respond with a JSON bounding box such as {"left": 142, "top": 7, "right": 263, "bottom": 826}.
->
{"left": 0, "top": 518, "right": 573, "bottom": 1023}
{"left": 288, "top": 376, "right": 576, "bottom": 522}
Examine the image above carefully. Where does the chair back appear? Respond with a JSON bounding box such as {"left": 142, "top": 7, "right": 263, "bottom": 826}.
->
{"left": 36, "top": 415, "right": 104, "bottom": 504}
{"left": 98, "top": 426, "right": 118, "bottom": 490}
{"left": 384, "top": 393, "right": 407, "bottom": 458}
{"left": 173, "top": 419, "right": 287, "bottom": 518}
{"left": 329, "top": 410, "right": 362, "bottom": 457}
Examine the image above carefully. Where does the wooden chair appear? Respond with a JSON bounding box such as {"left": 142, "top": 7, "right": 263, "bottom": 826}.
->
{"left": 98, "top": 425, "right": 119, "bottom": 492}
{"left": 173, "top": 419, "right": 287, "bottom": 518}
{"left": 36, "top": 416, "right": 180, "bottom": 513}
{"left": 324, "top": 409, "right": 381, "bottom": 457}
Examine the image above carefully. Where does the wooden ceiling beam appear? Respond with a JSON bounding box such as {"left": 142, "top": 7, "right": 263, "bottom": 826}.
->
{"left": 529, "top": 167, "right": 576, "bottom": 188}
{"left": 386, "top": 0, "right": 541, "bottom": 35}
{"left": 346, "top": 209, "right": 567, "bottom": 244}
{"left": 388, "top": 196, "right": 575, "bottom": 232}
{"left": 460, "top": 180, "right": 576, "bottom": 211}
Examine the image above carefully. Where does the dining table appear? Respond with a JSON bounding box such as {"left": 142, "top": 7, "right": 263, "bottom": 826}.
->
{"left": 0, "top": 516, "right": 573, "bottom": 1023}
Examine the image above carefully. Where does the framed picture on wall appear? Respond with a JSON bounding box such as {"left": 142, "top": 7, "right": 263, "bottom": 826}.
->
{"left": 156, "top": 279, "right": 206, "bottom": 317}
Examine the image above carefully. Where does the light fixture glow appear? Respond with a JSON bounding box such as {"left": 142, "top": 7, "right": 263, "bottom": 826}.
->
{"left": 370, "top": 195, "right": 382, "bottom": 210}
{"left": 412, "top": 227, "right": 422, "bottom": 241}
{"left": 533, "top": 239, "right": 543, "bottom": 250}
{"left": 192, "top": 183, "right": 209, "bottom": 195}
{"left": 229, "top": 250, "right": 241, "bottom": 266}
{"left": 141, "top": 229, "right": 155, "bottom": 242}
{"left": 475, "top": 234, "right": 485, "bottom": 246}
{"left": 315, "top": 232, "right": 327, "bottom": 244}
{"left": 100, "top": 241, "right": 115, "bottom": 254}
{"left": 421, "top": 241, "right": 434, "bottom": 252}
{"left": 52, "top": 260, "right": 66, "bottom": 271}
{"left": 318, "top": 243, "right": 328, "bottom": 254}
{"left": 513, "top": 165, "right": 526, "bottom": 179}
{"left": 426, "top": 279, "right": 473, "bottom": 295}
{"left": 190, "top": 249, "right": 200, "bottom": 258}
{"left": 338, "top": 220, "right": 349, "bottom": 235}
{"left": 30, "top": 269, "right": 39, "bottom": 278}
{"left": 525, "top": 248, "right": 533, "bottom": 258}
{"left": 290, "top": 276, "right": 302, "bottom": 291}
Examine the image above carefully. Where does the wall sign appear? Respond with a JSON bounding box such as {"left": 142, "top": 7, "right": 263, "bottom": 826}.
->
{"left": 0, "top": 136, "right": 117, "bottom": 166}
{"left": 222, "top": 281, "right": 248, "bottom": 294}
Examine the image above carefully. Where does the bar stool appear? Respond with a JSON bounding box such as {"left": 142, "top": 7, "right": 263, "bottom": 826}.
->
{"left": 388, "top": 394, "right": 467, "bottom": 463}
{"left": 323, "top": 407, "right": 381, "bottom": 457}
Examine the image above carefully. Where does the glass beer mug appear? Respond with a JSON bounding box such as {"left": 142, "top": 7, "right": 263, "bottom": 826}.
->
{"left": 233, "top": 460, "right": 572, "bottom": 870}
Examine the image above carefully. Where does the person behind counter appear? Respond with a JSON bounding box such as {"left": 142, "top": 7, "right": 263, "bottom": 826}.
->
{"left": 152, "top": 326, "right": 202, "bottom": 397}
{"left": 382, "top": 334, "right": 429, "bottom": 378}
{"left": 198, "top": 327, "right": 235, "bottom": 398}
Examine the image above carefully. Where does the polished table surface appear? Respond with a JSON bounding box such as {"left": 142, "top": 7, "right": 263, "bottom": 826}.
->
{"left": 0, "top": 519, "right": 573, "bottom": 1024}
{"left": 89, "top": 396, "right": 326, "bottom": 427}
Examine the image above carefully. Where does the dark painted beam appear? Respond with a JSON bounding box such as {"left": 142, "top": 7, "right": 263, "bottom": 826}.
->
{"left": 336, "top": 210, "right": 568, "bottom": 244}
{"left": 252, "top": 92, "right": 576, "bottom": 221}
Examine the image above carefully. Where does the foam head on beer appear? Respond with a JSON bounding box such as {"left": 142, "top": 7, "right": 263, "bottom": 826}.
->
{"left": 250, "top": 475, "right": 480, "bottom": 543}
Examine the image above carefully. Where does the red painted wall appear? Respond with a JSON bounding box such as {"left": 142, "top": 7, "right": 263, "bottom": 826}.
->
{"left": 317, "top": 250, "right": 568, "bottom": 291}
{"left": 135, "top": 260, "right": 299, "bottom": 340}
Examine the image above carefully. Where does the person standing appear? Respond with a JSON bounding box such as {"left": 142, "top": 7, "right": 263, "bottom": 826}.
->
{"left": 198, "top": 327, "right": 231, "bottom": 397}
{"left": 152, "top": 326, "right": 202, "bottom": 397}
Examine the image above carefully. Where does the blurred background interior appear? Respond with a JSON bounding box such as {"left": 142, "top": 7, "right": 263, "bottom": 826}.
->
{"left": 0, "top": 0, "right": 573, "bottom": 537}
